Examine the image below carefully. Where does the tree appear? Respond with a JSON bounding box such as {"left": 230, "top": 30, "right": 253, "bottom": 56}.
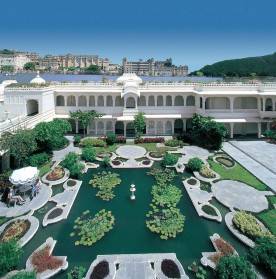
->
{"left": 34, "top": 119, "right": 71, "bottom": 151}
{"left": 0, "top": 130, "right": 37, "bottom": 167}
{"left": 187, "top": 157, "right": 204, "bottom": 172}
{"left": 23, "top": 62, "right": 36, "bottom": 71}
{"left": 133, "top": 112, "right": 146, "bottom": 138}
{"left": 70, "top": 110, "right": 102, "bottom": 136}
{"left": 61, "top": 152, "right": 84, "bottom": 178}
{"left": 84, "top": 65, "right": 100, "bottom": 74}
{"left": 81, "top": 147, "right": 96, "bottom": 162}
{"left": 0, "top": 240, "right": 23, "bottom": 276}
{"left": 1, "top": 65, "right": 14, "bottom": 73}
{"left": 216, "top": 256, "right": 256, "bottom": 279}
{"left": 162, "top": 153, "right": 178, "bottom": 166}
{"left": 190, "top": 114, "right": 227, "bottom": 150}
{"left": 248, "top": 237, "right": 276, "bottom": 276}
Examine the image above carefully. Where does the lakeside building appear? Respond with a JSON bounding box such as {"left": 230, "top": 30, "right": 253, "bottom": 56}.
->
{"left": 0, "top": 53, "right": 31, "bottom": 71}
{"left": 122, "top": 58, "right": 188, "bottom": 76}
{"left": 1, "top": 73, "right": 275, "bottom": 139}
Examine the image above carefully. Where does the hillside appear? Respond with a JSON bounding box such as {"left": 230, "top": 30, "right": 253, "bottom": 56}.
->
{"left": 191, "top": 52, "right": 276, "bottom": 77}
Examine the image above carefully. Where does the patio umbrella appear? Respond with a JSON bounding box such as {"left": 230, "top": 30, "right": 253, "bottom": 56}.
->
{"left": 9, "top": 166, "right": 39, "bottom": 186}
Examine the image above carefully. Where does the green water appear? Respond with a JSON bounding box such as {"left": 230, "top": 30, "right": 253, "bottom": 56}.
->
{"left": 19, "top": 167, "right": 250, "bottom": 278}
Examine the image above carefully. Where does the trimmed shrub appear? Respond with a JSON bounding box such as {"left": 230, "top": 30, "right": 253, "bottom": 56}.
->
{"left": 165, "top": 139, "right": 183, "bottom": 147}
{"left": 248, "top": 237, "right": 276, "bottom": 276}
{"left": 74, "top": 135, "right": 81, "bottom": 145}
{"left": 80, "top": 138, "right": 106, "bottom": 148}
{"left": 216, "top": 256, "right": 256, "bottom": 279}
{"left": 233, "top": 211, "right": 272, "bottom": 240}
{"left": 162, "top": 153, "right": 178, "bottom": 166}
{"left": 0, "top": 240, "right": 23, "bottom": 276}
{"left": 81, "top": 147, "right": 96, "bottom": 162}
{"left": 106, "top": 132, "right": 116, "bottom": 145}
{"left": 187, "top": 157, "right": 204, "bottom": 172}
{"left": 8, "top": 271, "right": 36, "bottom": 279}
{"left": 27, "top": 152, "right": 49, "bottom": 167}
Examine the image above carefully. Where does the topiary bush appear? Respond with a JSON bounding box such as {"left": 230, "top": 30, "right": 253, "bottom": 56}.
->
{"left": 80, "top": 138, "right": 106, "bottom": 148}
{"left": 0, "top": 240, "right": 23, "bottom": 276}
{"left": 233, "top": 211, "right": 272, "bottom": 240}
{"left": 81, "top": 147, "right": 96, "bottom": 162}
{"left": 248, "top": 236, "right": 276, "bottom": 276}
{"left": 187, "top": 157, "right": 204, "bottom": 172}
{"left": 105, "top": 132, "right": 116, "bottom": 145}
{"left": 216, "top": 256, "right": 256, "bottom": 279}
{"left": 162, "top": 153, "right": 178, "bottom": 166}
{"left": 27, "top": 152, "right": 49, "bottom": 167}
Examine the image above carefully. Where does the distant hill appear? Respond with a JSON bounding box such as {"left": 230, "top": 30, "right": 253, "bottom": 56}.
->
{"left": 191, "top": 52, "right": 276, "bottom": 77}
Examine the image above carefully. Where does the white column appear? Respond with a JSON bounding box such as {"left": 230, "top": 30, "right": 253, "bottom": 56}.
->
{"left": 124, "top": 122, "right": 126, "bottom": 137}
{"left": 112, "top": 121, "right": 116, "bottom": 133}
{"left": 183, "top": 119, "right": 187, "bottom": 132}
{"left": 145, "top": 121, "right": 148, "bottom": 135}
{"left": 104, "top": 121, "right": 106, "bottom": 135}
{"left": 171, "top": 120, "right": 175, "bottom": 135}
{"left": 230, "top": 123, "right": 234, "bottom": 139}
{"left": 76, "top": 121, "right": 79, "bottom": 134}
{"left": 230, "top": 97, "right": 234, "bottom": 112}
{"left": 267, "top": 122, "right": 271, "bottom": 131}
{"left": 257, "top": 97, "right": 262, "bottom": 112}
{"left": 258, "top": 123, "right": 261, "bottom": 138}
{"left": 95, "top": 121, "right": 98, "bottom": 135}
{"left": 154, "top": 121, "right": 157, "bottom": 135}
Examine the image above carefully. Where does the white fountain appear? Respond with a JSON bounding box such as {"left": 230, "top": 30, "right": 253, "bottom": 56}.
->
{"left": 130, "top": 183, "right": 136, "bottom": 200}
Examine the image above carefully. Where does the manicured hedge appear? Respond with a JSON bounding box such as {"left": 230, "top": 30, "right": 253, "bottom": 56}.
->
{"left": 134, "top": 137, "right": 165, "bottom": 144}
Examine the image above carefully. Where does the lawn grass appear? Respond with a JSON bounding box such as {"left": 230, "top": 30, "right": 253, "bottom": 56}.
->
{"left": 267, "top": 196, "right": 276, "bottom": 207}
{"left": 257, "top": 209, "right": 276, "bottom": 235}
{"left": 94, "top": 144, "right": 119, "bottom": 155}
{"left": 208, "top": 159, "right": 267, "bottom": 191}
{"left": 39, "top": 162, "right": 52, "bottom": 177}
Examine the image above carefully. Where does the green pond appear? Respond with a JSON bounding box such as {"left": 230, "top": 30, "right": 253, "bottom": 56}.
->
{"left": 19, "top": 167, "right": 250, "bottom": 278}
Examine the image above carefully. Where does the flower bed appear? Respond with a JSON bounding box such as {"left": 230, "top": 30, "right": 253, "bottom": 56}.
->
{"left": 48, "top": 208, "right": 63, "bottom": 220}
{"left": 161, "top": 259, "right": 180, "bottom": 279}
{"left": 97, "top": 152, "right": 113, "bottom": 159}
{"left": 111, "top": 160, "right": 121, "bottom": 166}
{"left": 70, "top": 209, "right": 115, "bottom": 246}
{"left": 134, "top": 137, "right": 165, "bottom": 144}
{"left": 201, "top": 204, "right": 217, "bottom": 216}
{"left": 149, "top": 151, "right": 164, "bottom": 158}
{"left": 46, "top": 167, "right": 65, "bottom": 181}
{"left": 0, "top": 220, "right": 30, "bottom": 242}
{"left": 67, "top": 179, "right": 77, "bottom": 187}
{"left": 142, "top": 160, "right": 151, "bottom": 165}
{"left": 31, "top": 245, "right": 64, "bottom": 273}
{"left": 216, "top": 156, "right": 235, "bottom": 168}
{"left": 90, "top": 261, "right": 109, "bottom": 279}
{"left": 199, "top": 165, "right": 216, "bottom": 179}
{"left": 187, "top": 178, "right": 197, "bottom": 186}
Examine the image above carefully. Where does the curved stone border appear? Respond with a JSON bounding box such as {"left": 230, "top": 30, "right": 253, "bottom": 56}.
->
{"left": 41, "top": 168, "right": 70, "bottom": 186}
{"left": 2, "top": 269, "right": 27, "bottom": 279}
{"left": 0, "top": 215, "right": 39, "bottom": 247}
{"left": 213, "top": 155, "right": 236, "bottom": 169}
{"left": 26, "top": 237, "right": 68, "bottom": 279}
{"left": 146, "top": 152, "right": 163, "bottom": 161}
{"left": 42, "top": 180, "right": 82, "bottom": 227}
{"left": 81, "top": 161, "right": 99, "bottom": 173}
{"left": 225, "top": 212, "right": 255, "bottom": 248}
{"left": 194, "top": 170, "right": 220, "bottom": 183}
{"left": 183, "top": 178, "right": 222, "bottom": 222}
{"left": 85, "top": 257, "right": 116, "bottom": 279}
{"left": 96, "top": 152, "right": 116, "bottom": 162}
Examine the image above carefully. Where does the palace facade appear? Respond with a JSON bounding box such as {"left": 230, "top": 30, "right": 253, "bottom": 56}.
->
{"left": 2, "top": 73, "right": 276, "bottom": 138}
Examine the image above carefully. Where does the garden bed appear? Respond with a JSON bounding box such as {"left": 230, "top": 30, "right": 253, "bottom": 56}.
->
{"left": 215, "top": 156, "right": 235, "bottom": 168}
{"left": 66, "top": 180, "right": 77, "bottom": 187}
{"left": 90, "top": 260, "right": 109, "bottom": 279}
{"left": 161, "top": 259, "right": 180, "bottom": 279}
{"left": 0, "top": 219, "right": 30, "bottom": 242}
{"left": 46, "top": 167, "right": 65, "bottom": 181}
{"left": 48, "top": 208, "right": 64, "bottom": 220}
{"left": 201, "top": 204, "right": 217, "bottom": 216}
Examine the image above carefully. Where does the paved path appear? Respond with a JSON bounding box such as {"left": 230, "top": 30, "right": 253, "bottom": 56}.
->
{"left": 223, "top": 142, "right": 276, "bottom": 192}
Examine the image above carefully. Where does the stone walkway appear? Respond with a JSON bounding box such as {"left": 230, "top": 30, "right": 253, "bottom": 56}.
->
{"left": 223, "top": 142, "right": 276, "bottom": 192}
{"left": 116, "top": 145, "right": 147, "bottom": 159}
{"left": 212, "top": 180, "right": 273, "bottom": 212}
{"left": 52, "top": 135, "right": 81, "bottom": 162}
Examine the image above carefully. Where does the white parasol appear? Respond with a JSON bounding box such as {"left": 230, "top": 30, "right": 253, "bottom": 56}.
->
{"left": 9, "top": 167, "right": 39, "bottom": 186}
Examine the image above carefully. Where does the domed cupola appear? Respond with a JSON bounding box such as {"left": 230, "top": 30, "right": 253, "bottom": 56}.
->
{"left": 30, "top": 71, "right": 46, "bottom": 84}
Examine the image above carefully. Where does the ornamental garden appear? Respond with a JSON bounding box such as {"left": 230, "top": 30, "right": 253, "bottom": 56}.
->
{"left": 0, "top": 113, "right": 275, "bottom": 279}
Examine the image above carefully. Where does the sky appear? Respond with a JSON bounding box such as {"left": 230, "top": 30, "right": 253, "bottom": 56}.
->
{"left": 0, "top": 0, "right": 276, "bottom": 71}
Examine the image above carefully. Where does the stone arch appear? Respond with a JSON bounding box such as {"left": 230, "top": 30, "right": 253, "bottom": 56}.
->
{"left": 97, "top": 96, "right": 104, "bottom": 107}
{"left": 186, "top": 118, "right": 193, "bottom": 131}
{"left": 115, "top": 121, "right": 124, "bottom": 135}
{"left": 205, "top": 97, "right": 230, "bottom": 109}
{"left": 56, "top": 95, "right": 65, "bottom": 106}
{"left": 67, "top": 95, "right": 76, "bottom": 106}
{"left": 115, "top": 96, "right": 124, "bottom": 107}
{"left": 156, "top": 121, "right": 163, "bottom": 134}
{"left": 138, "top": 96, "right": 146, "bottom": 106}
{"left": 166, "top": 96, "right": 172, "bottom": 106}
{"left": 174, "top": 119, "right": 183, "bottom": 134}
{"left": 126, "top": 122, "right": 135, "bottom": 137}
{"left": 126, "top": 97, "right": 136, "bottom": 108}
{"left": 174, "top": 96, "right": 184, "bottom": 106}
{"left": 186, "top": 95, "right": 196, "bottom": 106}
{"left": 106, "top": 96, "right": 113, "bottom": 107}
{"left": 26, "top": 99, "right": 39, "bottom": 116}
{"left": 157, "top": 96, "right": 164, "bottom": 106}
{"left": 97, "top": 121, "right": 104, "bottom": 135}
{"left": 165, "top": 121, "right": 173, "bottom": 134}
{"left": 148, "top": 120, "right": 155, "bottom": 135}
{"left": 148, "top": 96, "right": 155, "bottom": 106}
{"left": 265, "top": 98, "right": 273, "bottom": 111}
{"left": 234, "top": 97, "right": 257, "bottom": 109}
{"left": 89, "top": 96, "right": 95, "bottom": 107}
{"left": 78, "top": 95, "right": 87, "bottom": 107}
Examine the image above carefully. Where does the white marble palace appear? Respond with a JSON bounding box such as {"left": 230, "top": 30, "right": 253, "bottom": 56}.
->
{"left": 1, "top": 73, "right": 276, "bottom": 138}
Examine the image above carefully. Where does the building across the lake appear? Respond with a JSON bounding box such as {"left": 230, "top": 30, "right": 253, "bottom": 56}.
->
{"left": 1, "top": 73, "right": 276, "bottom": 138}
